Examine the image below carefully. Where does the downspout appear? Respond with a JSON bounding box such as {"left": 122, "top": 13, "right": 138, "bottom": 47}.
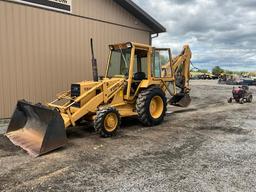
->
{"left": 150, "top": 33, "right": 159, "bottom": 45}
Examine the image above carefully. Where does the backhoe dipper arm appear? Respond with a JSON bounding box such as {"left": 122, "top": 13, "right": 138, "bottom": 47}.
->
{"left": 171, "top": 45, "right": 192, "bottom": 93}
{"left": 162, "top": 44, "right": 192, "bottom": 107}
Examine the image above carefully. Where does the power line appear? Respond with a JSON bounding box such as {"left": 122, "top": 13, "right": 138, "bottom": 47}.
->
{"left": 190, "top": 61, "right": 200, "bottom": 70}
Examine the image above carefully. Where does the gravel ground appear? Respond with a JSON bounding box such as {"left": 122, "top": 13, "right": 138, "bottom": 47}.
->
{"left": 0, "top": 119, "right": 9, "bottom": 135}
{"left": 0, "top": 80, "right": 256, "bottom": 192}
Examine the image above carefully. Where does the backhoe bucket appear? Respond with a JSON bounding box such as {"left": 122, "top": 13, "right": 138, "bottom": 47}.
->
{"left": 169, "top": 93, "right": 191, "bottom": 107}
{"left": 5, "top": 100, "right": 67, "bottom": 157}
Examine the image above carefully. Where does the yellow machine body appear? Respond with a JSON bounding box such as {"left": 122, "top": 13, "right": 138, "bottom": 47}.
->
{"left": 6, "top": 42, "right": 192, "bottom": 156}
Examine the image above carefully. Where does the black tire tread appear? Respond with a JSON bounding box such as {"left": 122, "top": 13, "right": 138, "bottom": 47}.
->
{"left": 136, "top": 86, "right": 167, "bottom": 126}
{"left": 94, "top": 107, "right": 121, "bottom": 138}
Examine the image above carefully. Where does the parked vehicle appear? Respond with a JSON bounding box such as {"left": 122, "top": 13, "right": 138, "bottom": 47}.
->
{"left": 228, "top": 86, "right": 253, "bottom": 104}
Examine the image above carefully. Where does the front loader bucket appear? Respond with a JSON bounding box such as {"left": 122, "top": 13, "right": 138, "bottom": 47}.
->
{"left": 169, "top": 93, "right": 191, "bottom": 107}
{"left": 5, "top": 100, "right": 67, "bottom": 157}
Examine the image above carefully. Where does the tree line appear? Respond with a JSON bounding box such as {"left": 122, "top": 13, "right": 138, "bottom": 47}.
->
{"left": 191, "top": 66, "right": 252, "bottom": 76}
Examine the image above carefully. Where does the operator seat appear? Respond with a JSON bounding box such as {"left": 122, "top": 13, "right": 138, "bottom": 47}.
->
{"left": 131, "top": 72, "right": 146, "bottom": 92}
{"left": 134, "top": 72, "right": 146, "bottom": 81}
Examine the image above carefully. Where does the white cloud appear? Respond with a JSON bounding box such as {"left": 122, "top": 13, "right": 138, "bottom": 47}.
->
{"left": 133, "top": 0, "right": 256, "bottom": 71}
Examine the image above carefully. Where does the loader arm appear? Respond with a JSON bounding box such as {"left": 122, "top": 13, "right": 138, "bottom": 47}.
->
{"left": 6, "top": 78, "right": 125, "bottom": 156}
{"left": 48, "top": 78, "right": 125, "bottom": 128}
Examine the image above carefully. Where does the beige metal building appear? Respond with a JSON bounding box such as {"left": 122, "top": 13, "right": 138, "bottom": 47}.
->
{"left": 0, "top": 0, "right": 165, "bottom": 118}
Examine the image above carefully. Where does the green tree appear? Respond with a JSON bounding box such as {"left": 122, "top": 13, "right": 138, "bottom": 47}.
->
{"left": 197, "top": 69, "right": 209, "bottom": 73}
{"left": 160, "top": 55, "right": 169, "bottom": 64}
{"left": 212, "top": 66, "right": 224, "bottom": 75}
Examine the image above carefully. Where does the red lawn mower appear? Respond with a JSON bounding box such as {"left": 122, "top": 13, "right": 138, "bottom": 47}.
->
{"left": 228, "top": 86, "right": 253, "bottom": 104}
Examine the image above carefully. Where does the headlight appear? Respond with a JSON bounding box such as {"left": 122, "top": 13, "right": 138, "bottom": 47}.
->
{"left": 126, "top": 42, "right": 132, "bottom": 48}
{"left": 109, "top": 45, "right": 114, "bottom": 50}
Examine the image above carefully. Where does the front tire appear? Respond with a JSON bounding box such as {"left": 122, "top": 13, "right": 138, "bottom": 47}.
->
{"left": 94, "top": 107, "right": 121, "bottom": 137}
{"left": 136, "top": 87, "right": 167, "bottom": 126}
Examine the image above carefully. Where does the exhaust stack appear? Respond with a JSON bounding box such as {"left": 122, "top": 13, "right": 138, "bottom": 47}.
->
{"left": 91, "top": 38, "right": 98, "bottom": 81}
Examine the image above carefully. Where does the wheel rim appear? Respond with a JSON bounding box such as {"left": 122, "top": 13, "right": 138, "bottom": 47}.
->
{"left": 104, "top": 113, "right": 118, "bottom": 132}
{"left": 149, "top": 96, "right": 164, "bottom": 119}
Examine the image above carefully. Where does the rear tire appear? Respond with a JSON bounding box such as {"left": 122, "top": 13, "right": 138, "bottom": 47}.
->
{"left": 136, "top": 87, "right": 167, "bottom": 126}
{"left": 94, "top": 107, "right": 121, "bottom": 137}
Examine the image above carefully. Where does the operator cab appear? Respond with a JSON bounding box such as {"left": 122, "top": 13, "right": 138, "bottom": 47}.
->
{"left": 106, "top": 42, "right": 148, "bottom": 94}
{"left": 106, "top": 42, "right": 172, "bottom": 97}
{"left": 106, "top": 42, "right": 147, "bottom": 81}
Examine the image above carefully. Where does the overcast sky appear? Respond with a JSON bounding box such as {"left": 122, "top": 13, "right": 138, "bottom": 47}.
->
{"left": 133, "top": 0, "right": 256, "bottom": 72}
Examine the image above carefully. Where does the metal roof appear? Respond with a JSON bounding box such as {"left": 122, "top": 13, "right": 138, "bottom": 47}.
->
{"left": 114, "top": 0, "right": 166, "bottom": 33}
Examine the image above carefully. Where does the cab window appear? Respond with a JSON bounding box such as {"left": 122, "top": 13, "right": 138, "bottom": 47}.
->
{"left": 153, "top": 49, "right": 171, "bottom": 78}
{"left": 107, "top": 48, "right": 131, "bottom": 77}
{"left": 133, "top": 49, "right": 148, "bottom": 80}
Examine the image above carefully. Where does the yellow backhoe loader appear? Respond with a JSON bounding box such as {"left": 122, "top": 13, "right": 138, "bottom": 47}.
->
{"left": 6, "top": 42, "right": 192, "bottom": 157}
